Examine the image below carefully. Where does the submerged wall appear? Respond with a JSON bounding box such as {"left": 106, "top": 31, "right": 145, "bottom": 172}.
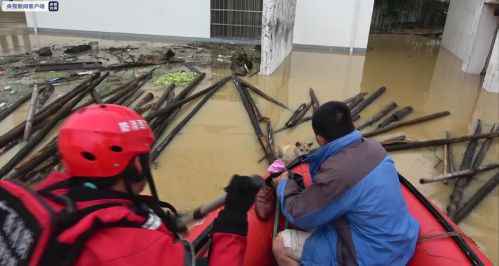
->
{"left": 25, "top": 0, "right": 210, "bottom": 39}
{"left": 260, "top": 0, "right": 297, "bottom": 75}
{"left": 293, "top": 0, "right": 375, "bottom": 50}
{"left": 442, "top": 0, "right": 498, "bottom": 74}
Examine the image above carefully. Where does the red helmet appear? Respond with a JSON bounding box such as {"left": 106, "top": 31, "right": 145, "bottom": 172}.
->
{"left": 58, "top": 104, "right": 154, "bottom": 179}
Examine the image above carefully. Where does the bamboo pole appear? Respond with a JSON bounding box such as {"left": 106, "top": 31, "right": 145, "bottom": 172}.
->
{"left": 383, "top": 131, "right": 499, "bottom": 152}
{"left": 37, "top": 84, "right": 55, "bottom": 109}
{"left": 234, "top": 78, "right": 275, "bottom": 164}
{"left": 351, "top": 86, "right": 386, "bottom": 117}
{"left": 150, "top": 84, "right": 175, "bottom": 113}
{"left": 420, "top": 164, "right": 499, "bottom": 184}
{"left": 358, "top": 102, "right": 398, "bottom": 130}
{"left": 151, "top": 78, "right": 226, "bottom": 162}
{"left": 285, "top": 103, "right": 311, "bottom": 128}
{"left": 238, "top": 78, "right": 289, "bottom": 110}
{"left": 23, "top": 84, "right": 40, "bottom": 141}
{"left": 447, "top": 121, "right": 483, "bottom": 216}
{"left": 135, "top": 92, "right": 154, "bottom": 108}
{"left": 343, "top": 92, "right": 367, "bottom": 104}
{"left": 364, "top": 111, "right": 451, "bottom": 138}
{"left": 151, "top": 91, "right": 177, "bottom": 138}
{"left": 453, "top": 172, "right": 499, "bottom": 224}
{"left": 146, "top": 73, "right": 208, "bottom": 121}
{"left": 377, "top": 106, "right": 413, "bottom": 129}
{"left": 121, "top": 89, "right": 145, "bottom": 107}
{"left": 0, "top": 79, "right": 100, "bottom": 178}
{"left": 309, "top": 88, "right": 320, "bottom": 113}
{"left": 0, "top": 91, "right": 32, "bottom": 123}
{"left": 0, "top": 73, "right": 101, "bottom": 149}
{"left": 347, "top": 95, "right": 365, "bottom": 110}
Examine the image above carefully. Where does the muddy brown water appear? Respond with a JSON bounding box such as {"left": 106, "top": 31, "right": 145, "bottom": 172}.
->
{"left": 0, "top": 32, "right": 498, "bottom": 263}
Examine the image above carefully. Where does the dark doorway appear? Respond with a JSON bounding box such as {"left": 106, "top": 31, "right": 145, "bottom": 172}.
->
{"left": 370, "top": 0, "right": 449, "bottom": 34}
{"left": 210, "top": 0, "right": 263, "bottom": 41}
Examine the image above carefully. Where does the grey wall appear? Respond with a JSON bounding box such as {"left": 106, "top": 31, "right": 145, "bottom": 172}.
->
{"left": 260, "top": 0, "right": 297, "bottom": 75}
{"left": 484, "top": 30, "right": 499, "bottom": 93}
{"left": 442, "top": 0, "right": 498, "bottom": 74}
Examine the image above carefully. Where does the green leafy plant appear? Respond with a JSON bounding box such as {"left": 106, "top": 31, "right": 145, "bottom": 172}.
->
{"left": 153, "top": 71, "right": 197, "bottom": 87}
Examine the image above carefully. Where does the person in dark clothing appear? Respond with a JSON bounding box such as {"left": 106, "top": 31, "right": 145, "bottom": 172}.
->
{"left": 272, "top": 101, "right": 419, "bottom": 266}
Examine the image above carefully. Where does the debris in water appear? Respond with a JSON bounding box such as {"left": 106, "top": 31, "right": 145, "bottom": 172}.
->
{"left": 36, "top": 47, "right": 53, "bottom": 57}
{"left": 153, "top": 71, "right": 197, "bottom": 87}
{"left": 64, "top": 44, "right": 92, "bottom": 54}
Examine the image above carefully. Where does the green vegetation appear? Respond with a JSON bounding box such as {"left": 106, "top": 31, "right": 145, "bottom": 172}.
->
{"left": 154, "top": 71, "right": 197, "bottom": 87}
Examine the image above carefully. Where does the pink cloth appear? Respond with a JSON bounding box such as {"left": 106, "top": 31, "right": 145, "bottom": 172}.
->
{"left": 267, "top": 159, "right": 286, "bottom": 174}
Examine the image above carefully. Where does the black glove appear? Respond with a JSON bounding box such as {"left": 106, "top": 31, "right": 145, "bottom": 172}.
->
{"left": 224, "top": 174, "right": 263, "bottom": 213}
{"left": 212, "top": 175, "right": 263, "bottom": 235}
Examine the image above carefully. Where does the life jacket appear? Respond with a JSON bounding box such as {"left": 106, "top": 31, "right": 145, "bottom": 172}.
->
{"left": 0, "top": 174, "right": 192, "bottom": 266}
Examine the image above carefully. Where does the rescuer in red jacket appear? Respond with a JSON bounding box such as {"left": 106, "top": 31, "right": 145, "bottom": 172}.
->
{"left": 35, "top": 104, "right": 258, "bottom": 266}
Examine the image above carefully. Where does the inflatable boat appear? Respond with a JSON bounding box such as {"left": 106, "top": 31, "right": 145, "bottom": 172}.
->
{"left": 185, "top": 164, "right": 493, "bottom": 266}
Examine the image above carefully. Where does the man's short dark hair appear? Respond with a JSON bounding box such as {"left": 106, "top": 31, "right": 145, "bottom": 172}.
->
{"left": 312, "top": 101, "right": 355, "bottom": 142}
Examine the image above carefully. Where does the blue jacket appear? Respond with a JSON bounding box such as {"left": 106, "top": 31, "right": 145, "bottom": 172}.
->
{"left": 277, "top": 130, "right": 419, "bottom": 266}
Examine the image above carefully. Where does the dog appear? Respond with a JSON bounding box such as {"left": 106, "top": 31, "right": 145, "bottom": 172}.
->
{"left": 277, "top": 141, "right": 315, "bottom": 164}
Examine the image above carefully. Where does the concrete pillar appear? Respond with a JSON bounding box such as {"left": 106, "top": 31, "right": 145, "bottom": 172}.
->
{"left": 260, "top": 0, "right": 297, "bottom": 75}
{"left": 484, "top": 30, "right": 499, "bottom": 93}
{"left": 442, "top": 0, "right": 498, "bottom": 74}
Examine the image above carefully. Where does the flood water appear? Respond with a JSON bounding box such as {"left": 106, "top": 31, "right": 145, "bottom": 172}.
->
{"left": 0, "top": 29, "right": 498, "bottom": 263}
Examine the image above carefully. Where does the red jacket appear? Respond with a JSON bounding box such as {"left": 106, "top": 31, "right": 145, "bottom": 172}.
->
{"left": 36, "top": 172, "right": 247, "bottom": 266}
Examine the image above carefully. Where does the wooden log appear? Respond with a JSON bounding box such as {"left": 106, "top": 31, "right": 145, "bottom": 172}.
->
{"left": 347, "top": 95, "right": 365, "bottom": 110}
{"left": 150, "top": 84, "right": 175, "bottom": 113}
{"left": 151, "top": 91, "right": 177, "bottom": 137}
{"left": 358, "top": 102, "right": 398, "bottom": 130}
{"left": 25, "top": 62, "right": 103, "bottom": 72}
{"left": 135, "top": 102, "right": 154, "bottom": 115}
{"left": 460, "top": 121, "right": 483, "bottom": 170}
{"left": 0, "top": 91, "right": 32, "bottom": 123}
{"left": 183, "top": 63, "right": 202, "bottom": 75}
{"left": 377, "top": 106, "right": 413, "bottom": 128}
{"left": 0, "top": 79, "right": 99, "bottom": 178}
{"left": 274, "top": 116, "right": 312, "bottom": 134}
{"left": 146, "top": 73, "right": 207, "bottom": 121}
{"left": 285, "top": 103, "right": 311, "bottom": 128}
{"left": 242, "top": 83, "right": 275, "bottom": 159}
{"left": 364, "top": 111, "right": 451, "bottom": 138}
{"left": 37, "top": 84, "right": 55, "bottom": 109}
{"left": 238, "top": 78, "right": 289, "bottom": 110}
{"left": 445, "top": 132, "right": 456, "bottom": 173}
{"left": 448, "top": 121, "right": 489, "bottom": 217}
{"left": 380, "top": 135, "right": 407, "bottom": 145}
{"left": 309, "top": 88, "right": 320, "bottom": 113}
{"left": 453, "top": 171, "right": 499, "bottom": 224}
{"left": 135, "top": 92, "right": 154, "bottom": 108}
{"left": 23, "top": 84, "right": 40, "bottom": 141}
{"left": 383, "top": 131, "right": 499, "bottom": 152}
{"left": 351, "top": 86, "right": 386, "bottom": 117}
{"left": 471, "top": 125, "right": 497, "bottom": 169}
{"left": 9, "top": 141, "right": 57, "bottom": 180}
{"left": 151, "top": 78, "right": 226, "bottom": 161}
{"left": 0, "top": 73, "right": 101, "bottom": 149}
{"left": 90, "top": 88, "right": 103, "bottom": 104}
{"left": 234, "top": 78, "right": 275, "bottom": 164}
{"left": 419, "top": 164, "right": 499, "bottom": 184}
{"left": 121, "top": 89, "right": 145, "bottom": 107}
{"left": 345, "top": 93, "right": 367, "bottom": 107}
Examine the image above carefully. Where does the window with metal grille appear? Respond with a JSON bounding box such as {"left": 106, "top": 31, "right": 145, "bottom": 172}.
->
{"left": 210, "top": 0, "right": 263, "bottom": 40}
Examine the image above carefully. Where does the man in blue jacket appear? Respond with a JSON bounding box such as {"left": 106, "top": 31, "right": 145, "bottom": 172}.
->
{"left": 272, "top": 101, "right": 419, "bottom": 266}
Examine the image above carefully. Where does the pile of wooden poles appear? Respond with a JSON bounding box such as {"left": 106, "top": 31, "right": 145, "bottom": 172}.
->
{"left": 0, "top": 63, "right": 292, "bottom": 183}
{"left": 419, "top": 121, "right": 499, "bottom": 224}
